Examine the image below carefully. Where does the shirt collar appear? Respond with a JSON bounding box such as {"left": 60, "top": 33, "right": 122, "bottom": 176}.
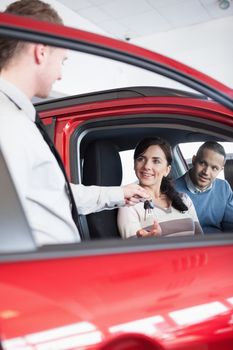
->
{"left": 0, "top": 77, "right": 36, "bottom": 122}
{"left": 184, "top": 171, "right": 213, "bottom": 193}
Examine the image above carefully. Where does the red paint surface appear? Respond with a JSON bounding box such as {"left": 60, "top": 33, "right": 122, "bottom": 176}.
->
{"left": 1, "top": 245, "right": 233, "bottom": 349}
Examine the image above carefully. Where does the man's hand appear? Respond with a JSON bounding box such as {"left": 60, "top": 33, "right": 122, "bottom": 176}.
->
{"left": 122, "top": 183, "right": 150, "bottom": 206}
{"left": 136, "top": 220, "right": 162, "bottom": 238}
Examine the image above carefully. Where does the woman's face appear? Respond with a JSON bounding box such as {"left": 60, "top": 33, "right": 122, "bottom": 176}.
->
{"left": 134, "top": 145, "right": 171, "bottom": 187}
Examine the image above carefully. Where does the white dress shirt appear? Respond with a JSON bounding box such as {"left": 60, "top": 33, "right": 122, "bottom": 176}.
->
{"left": 0, "top": 77, "right": 124, "bottom": 246}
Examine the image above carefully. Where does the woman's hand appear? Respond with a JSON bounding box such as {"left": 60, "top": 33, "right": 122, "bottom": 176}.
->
{"left": 136, "top": 220, "right": 162, "bottom": 238}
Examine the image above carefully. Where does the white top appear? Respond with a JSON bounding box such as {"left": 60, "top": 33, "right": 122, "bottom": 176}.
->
{"left": 117, "top": 193, "right": 202, "bottom": 238}
{"left": 0, "top": 77, "right": 124, "bottom": 246}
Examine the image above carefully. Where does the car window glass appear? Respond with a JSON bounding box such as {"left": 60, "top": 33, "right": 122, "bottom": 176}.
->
{"left": 120, "top": 143, "right": 233, "bottom": 185}
{"left": 34, "top": 49, "right": 203, "bottom": 103}
{"left": 120, "top": 150, "right": 137, "bottom": 185}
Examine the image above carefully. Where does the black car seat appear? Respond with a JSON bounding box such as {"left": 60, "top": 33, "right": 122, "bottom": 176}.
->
{"left": 224, "top": 159, "right": 233, "bottom": 190}
{"left": 82, "top": 140, "right": 122, "bottom": 239}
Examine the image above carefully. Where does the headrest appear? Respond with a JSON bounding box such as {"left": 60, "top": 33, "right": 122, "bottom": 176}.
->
{"left": 83, "top": 140, "right": 122, "bottom": 186}
{"left": 224, "top": 159, "right": 233, "bottom": 189}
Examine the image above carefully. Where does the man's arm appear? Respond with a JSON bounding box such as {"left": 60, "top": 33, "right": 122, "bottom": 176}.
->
{"left": 70, "top": 183, "right": 149, "bottom": 215}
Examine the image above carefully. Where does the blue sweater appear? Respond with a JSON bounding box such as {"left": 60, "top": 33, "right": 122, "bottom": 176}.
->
{"left": 176, "top": 175, "right": 233, "bottom": 233}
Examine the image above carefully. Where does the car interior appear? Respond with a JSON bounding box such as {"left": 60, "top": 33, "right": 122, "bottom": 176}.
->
{"left": 69, "top": 112, "right": 233, "bottom": 241}
{"left": 224, "top": 159, "right": 233, "bottom": 189}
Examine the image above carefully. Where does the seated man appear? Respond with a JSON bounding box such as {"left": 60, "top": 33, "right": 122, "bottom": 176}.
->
{"left": 176, "top": 141, "right": 233, "bottom": 233}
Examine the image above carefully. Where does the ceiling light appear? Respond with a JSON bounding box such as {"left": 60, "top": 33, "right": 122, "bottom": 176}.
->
{"left": 218, "top": 0, "right": 231, "bottom": 9}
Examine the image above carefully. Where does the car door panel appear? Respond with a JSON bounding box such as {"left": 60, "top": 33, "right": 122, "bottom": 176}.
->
{"left": 1, "top": 242, "right": 233, "bottom": 349}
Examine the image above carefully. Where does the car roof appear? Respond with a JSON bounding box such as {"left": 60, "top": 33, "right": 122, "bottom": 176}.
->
{"left": 35, "top": 86, "right": 207, "bottom": 111}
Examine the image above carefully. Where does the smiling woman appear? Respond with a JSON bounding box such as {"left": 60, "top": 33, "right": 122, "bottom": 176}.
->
{"left": 117, "top": 137, "right": 203, "bottom": 239}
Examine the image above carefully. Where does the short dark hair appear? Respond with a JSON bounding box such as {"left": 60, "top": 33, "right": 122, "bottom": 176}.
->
{"left": 196, "top": 141, "right": 226, "bottom": 162}
{"left": 0, "top": 0, "right": 63, "bottom": 70}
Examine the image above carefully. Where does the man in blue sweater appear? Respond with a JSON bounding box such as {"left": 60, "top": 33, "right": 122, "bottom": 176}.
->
{"left": 176, "top": 141, "right": 233, "bottom": 233}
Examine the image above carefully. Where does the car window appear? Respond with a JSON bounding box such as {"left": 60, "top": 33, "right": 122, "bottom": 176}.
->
{"left": 120, "top": 150, "right": 137, "bottom": 185}
{"left": 120, "top": 142, "right": 233, "bottom": 185}
{"left": 33, "top": 49, "right": 202, "bottom": 104}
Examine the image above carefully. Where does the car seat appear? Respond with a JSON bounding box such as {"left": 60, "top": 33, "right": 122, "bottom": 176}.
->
{"left": 82, "top": 140, "right": 123, "bottom": 239}
{"left": 224, "top": 159, "right": 233, "bottom": 190}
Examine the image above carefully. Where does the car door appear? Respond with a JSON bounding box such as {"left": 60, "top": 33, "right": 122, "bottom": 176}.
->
{"left": 0, "top": 13, "right": 233, "bottom": 350}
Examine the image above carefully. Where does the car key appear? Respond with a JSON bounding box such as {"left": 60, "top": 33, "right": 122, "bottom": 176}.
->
{"left": 143, "top": 199, "right": 154, "bottom": 221}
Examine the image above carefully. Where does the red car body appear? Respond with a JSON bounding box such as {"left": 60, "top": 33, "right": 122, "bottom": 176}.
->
{"left": 0, "top": 13, "right": 233, "bottom": 350}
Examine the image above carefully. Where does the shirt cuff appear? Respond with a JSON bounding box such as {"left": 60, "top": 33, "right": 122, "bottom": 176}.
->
{"left": 105, "top": 186, "right": 125, "bottom": 208}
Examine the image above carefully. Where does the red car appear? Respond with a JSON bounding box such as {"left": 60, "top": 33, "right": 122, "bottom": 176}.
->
{"left": 0, "top": 13, "right": 233, "bottom": 350}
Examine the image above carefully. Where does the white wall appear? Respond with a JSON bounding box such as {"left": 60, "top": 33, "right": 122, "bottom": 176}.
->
{"left": 1, "top": 0, "right": 232, "bottom": 95}
{"left": 132, "top": 16, "right": 233, "bottom": 88}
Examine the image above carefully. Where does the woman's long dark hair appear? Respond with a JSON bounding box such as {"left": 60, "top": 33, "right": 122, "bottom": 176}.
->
{"left": 134, "top": 137, "right": 188, "bottom": 212}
